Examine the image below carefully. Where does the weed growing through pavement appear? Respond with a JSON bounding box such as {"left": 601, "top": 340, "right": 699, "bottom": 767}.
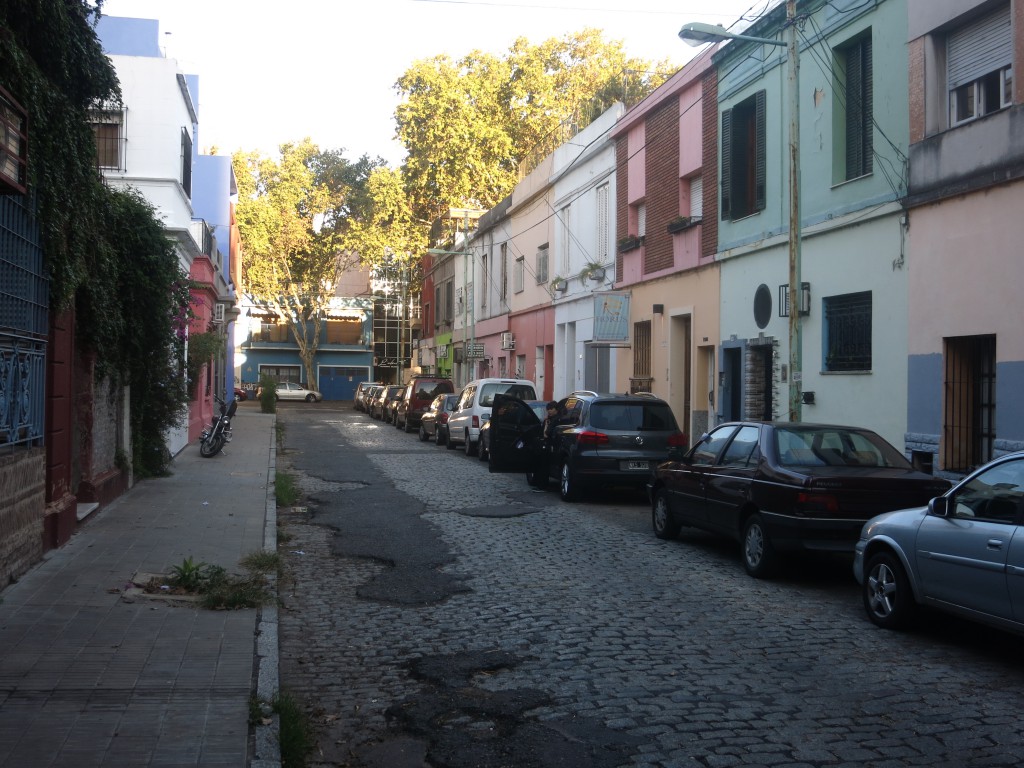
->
{"left": 248, "top": 691, "right": 314, "bottom": 767}
{"left": 276, "top": 470, "right": 300, "bottom": 506}
{"left": 155, "top": 553, "right": 278, "bottom": 609}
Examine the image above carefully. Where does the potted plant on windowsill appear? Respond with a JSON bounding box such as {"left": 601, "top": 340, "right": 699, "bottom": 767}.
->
{"left": 667, "top": 215, "right": 702, "bottom": 234}
{"left": 578, "top": 261, "right": 607, "bottom": 285}
{"left": 617, "top": 235, "right": 643, "bottom": 253}
{"left": 550, "top": 276, "right": 569, "bottom": 294}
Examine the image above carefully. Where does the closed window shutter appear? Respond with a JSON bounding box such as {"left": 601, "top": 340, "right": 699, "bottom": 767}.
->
{"left": 754, "top": 90, "right": 766, "bottom": 213}
{"left": 845, "top": 37, "right": 873, "bottom": 179}
{"left": 596, "top": 184, "right": 609, "bottom": 262}
{"left": 690, "top": 176, "right": 703, "bottom": 218}
{"left": 720, "top": 108, "right": 732, "bottom": 219}
{"left": 637, "top": 203, "right": 646, "bottom": 237}
{"left": 948, "top": 4, "right": 1012, "bottom": 89}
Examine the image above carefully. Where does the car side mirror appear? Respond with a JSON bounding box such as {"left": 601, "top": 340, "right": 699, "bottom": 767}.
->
{"left": 928, "top": 496, "right": 950, "bottom": 518}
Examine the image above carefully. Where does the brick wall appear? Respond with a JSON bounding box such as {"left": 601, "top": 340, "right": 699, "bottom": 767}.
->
{"left": 644, "top": 99, "right": 680, "bottom": 274}
{"left": 701, "top": 69, "right": 719, "bottom": 258}
{"left": 0, "top": 449, "right": 45, "bottom": 586}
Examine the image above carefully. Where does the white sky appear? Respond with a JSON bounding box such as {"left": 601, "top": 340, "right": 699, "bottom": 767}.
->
{"left": 98, "top": 0, "right": 768, "bottom": 165}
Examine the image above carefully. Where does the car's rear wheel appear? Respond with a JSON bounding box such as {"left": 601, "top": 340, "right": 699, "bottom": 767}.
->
{"left": 465, "top": 432, "right": 477, "bottom": 456}
{"left": 559, "top": 461, "right": 579, "bottom": 502}
{"left": 403, "top": 417, "right": 413, "bottom": 434}
{"left": 863, "top": 550, "right": 916, "bottom": 630}
{"left": 652, "top": 489, "right": 681, "bottom": 540}
{"left": 741, "top": 513, "right": 778, "bottom": 578}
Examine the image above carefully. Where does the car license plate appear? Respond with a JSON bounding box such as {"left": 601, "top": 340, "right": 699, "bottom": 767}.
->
{"left": 624, "top": 460, "right": 649, "bottom": 471}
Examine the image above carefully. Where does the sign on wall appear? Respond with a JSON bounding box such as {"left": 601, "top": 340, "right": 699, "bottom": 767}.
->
{"left": 592, "top": 292, "right": 631, "bottom": 343}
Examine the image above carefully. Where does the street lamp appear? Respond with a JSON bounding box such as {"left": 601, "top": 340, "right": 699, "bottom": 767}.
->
{"left": 679, "top": 1, "right": 803, "bottom": 421}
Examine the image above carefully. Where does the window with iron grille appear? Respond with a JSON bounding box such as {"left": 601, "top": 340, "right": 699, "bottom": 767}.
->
{"left": 824, "top": 291, "right": 871, "bottom": 372}
{"left": 0, "top": 87, "right": 28, "bottom": 194}
{"left": 90, "top": 108, "right": 126, "bottom": 171}
{"left": 633, "top": 320, "right": 652, "bottom": 377}
{"left": 837, "top": 34, "right": 873, "bottom": 181}
{"left": 943, "top": 335, "right": 995, "bottom": 473}
{"left": 721, "top": 90, "right": 766, "bottom": 220}
{"left": 536, "top": 244, "right": 549, "bottom": 284}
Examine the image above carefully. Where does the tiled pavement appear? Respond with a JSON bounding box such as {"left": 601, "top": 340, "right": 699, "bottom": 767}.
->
{"left": 0, "top": 405, "right": 278, "bottom": 768}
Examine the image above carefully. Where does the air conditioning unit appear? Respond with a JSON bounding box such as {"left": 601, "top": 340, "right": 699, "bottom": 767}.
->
{"left": 501, "top": 331, "right": 515, "bottom": 350}
{"left": 213, "top": 303, "right": 225, "bottom": 324}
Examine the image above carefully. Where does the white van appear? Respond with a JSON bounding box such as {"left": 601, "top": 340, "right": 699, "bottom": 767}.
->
{"left": 447, "top": 377, "right": 537, "bottom": 456}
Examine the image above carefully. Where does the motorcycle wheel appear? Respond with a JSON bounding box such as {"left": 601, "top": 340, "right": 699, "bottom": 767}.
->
{"left": 200, "top": 433, "right": 224, "bottom": 457}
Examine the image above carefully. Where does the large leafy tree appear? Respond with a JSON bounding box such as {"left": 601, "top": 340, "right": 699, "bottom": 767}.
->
{"left": 394, "top": 28, "right": 675, "bottom": 223}
{"left": 233, "top": 140, "right": 386, "bottom": 388}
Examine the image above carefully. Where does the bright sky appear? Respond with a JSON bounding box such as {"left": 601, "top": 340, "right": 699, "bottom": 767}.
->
{"left": 98, "top": 0, "right": 769, "bottom": 166}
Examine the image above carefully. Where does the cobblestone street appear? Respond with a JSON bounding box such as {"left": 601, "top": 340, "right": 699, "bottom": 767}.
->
{"left": 276, "top": 405, "right": 1024, "bottom": 768}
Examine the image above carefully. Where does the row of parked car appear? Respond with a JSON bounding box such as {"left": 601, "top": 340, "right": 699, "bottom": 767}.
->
{"left": 352, "top": 376, "right": 1024, "bottom": 639}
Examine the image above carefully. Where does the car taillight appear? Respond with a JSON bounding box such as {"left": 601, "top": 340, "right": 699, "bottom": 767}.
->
{"left": 472, "top": 415, "right": 479, "bottom": 428}
{"left": 667, "top": 432, "right": 688, "bottom": 447}
{"left": 795, "top": 491, "right": 840, "bottom": 515}
{"left": 577, "top": 430, "right": 610, "bottom": 446}
{"left": 439, "top": 414, "right": 449, "bottom": 424}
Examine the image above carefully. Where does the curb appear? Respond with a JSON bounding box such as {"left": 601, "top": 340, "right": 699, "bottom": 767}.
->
{"left": 252, "top": 412, "right": 281, "bottom": 768}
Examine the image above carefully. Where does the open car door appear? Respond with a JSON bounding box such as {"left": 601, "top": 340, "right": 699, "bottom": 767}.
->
{"left": 487, "top": 394, "right": 544, "bottom": 472}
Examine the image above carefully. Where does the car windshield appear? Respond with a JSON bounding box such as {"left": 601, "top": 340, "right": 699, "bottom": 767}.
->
{"left": 774, "top": 427, "right": 912, "bottom": 469}
{"left": 415, "top": 381, "right": 449, "bottom": 399}
{"left": 590, "top": 402, "right": 677, "bottom": 431}
{"left": 479, "top": 382, "right": 537, "bottom": 406}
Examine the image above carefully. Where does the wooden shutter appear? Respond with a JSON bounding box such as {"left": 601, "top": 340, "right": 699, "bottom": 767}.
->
{"left": 720, "top": 108, "right": 732, "bottom": 220}
{"left": 845, "top": 37, "right": 873, "bottom": 179}
{"left": 754, "top": 90, "right": 766, "bottom": 213}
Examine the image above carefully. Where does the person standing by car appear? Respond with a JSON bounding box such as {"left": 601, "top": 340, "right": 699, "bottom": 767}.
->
{"left": 543, "top": 401, "right": 561, "bottom": 447}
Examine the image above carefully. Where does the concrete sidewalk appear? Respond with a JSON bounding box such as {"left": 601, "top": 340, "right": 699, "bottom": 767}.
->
{"left": 0, "top": 404, "right": 279, "bottom": 768}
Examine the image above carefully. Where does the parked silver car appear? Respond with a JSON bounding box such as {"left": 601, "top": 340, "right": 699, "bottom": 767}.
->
{"left": 854, "top": 451, "right": 1024, "bottom": 635}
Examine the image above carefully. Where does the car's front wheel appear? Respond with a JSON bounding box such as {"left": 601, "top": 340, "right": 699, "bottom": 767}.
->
{"left": 478, "top": 437, "right": 488, "bottom": 462}
{"left": 418, "top": 424, "right": 429, "bottom": 442}
{"left": 741, "top": 513, "right": 778, "bottom": 578}
{"left": 652, "top": 489, "right": 681, "bottom": 540}
{"left": 305, "top": 393, "right": 316, "bottom": 402}
{"left": 445, "top": 428, "right": 456, "bottom": 450}
{"left": 863, "top": 550, "right": 916, "bottom": 630}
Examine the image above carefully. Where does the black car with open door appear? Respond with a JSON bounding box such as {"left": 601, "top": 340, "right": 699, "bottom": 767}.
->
{"left": 485, "top": 394, "right": 548, "bottom": 471}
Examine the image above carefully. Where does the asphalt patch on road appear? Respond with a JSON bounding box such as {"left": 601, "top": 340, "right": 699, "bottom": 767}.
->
{"left": 366, "top": 649, "right": 641, "bottom": 768}
{"left": 455, "top": 503, "right": 543, "bottom": 518}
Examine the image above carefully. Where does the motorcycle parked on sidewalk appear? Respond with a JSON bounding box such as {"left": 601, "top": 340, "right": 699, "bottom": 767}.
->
{"left": 199, "top": 394, "right": 237, "bottom": 457}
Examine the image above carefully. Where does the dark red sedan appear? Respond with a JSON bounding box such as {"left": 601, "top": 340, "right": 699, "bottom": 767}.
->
{"left": 648, "top": 421, "right": 951, "bottom": 578}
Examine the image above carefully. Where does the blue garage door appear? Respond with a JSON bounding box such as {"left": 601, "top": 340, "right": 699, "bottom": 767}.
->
{"left": 319, "top": 366, "right": 369, "bottom": 401}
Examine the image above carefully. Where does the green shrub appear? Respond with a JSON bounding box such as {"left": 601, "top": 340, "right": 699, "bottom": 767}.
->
{"left": 258, "top": 375, "right": 277, "bottom": 413}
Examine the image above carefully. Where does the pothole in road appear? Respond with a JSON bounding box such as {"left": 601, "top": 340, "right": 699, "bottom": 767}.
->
{"left": 296, "top": 476, "right": 368, "bottom": 494}
{"left": 363, "top": 649, "right": 641, "bottom": 768}
{"left": 455, "top": 504, "right": 543, "bottom": 518}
